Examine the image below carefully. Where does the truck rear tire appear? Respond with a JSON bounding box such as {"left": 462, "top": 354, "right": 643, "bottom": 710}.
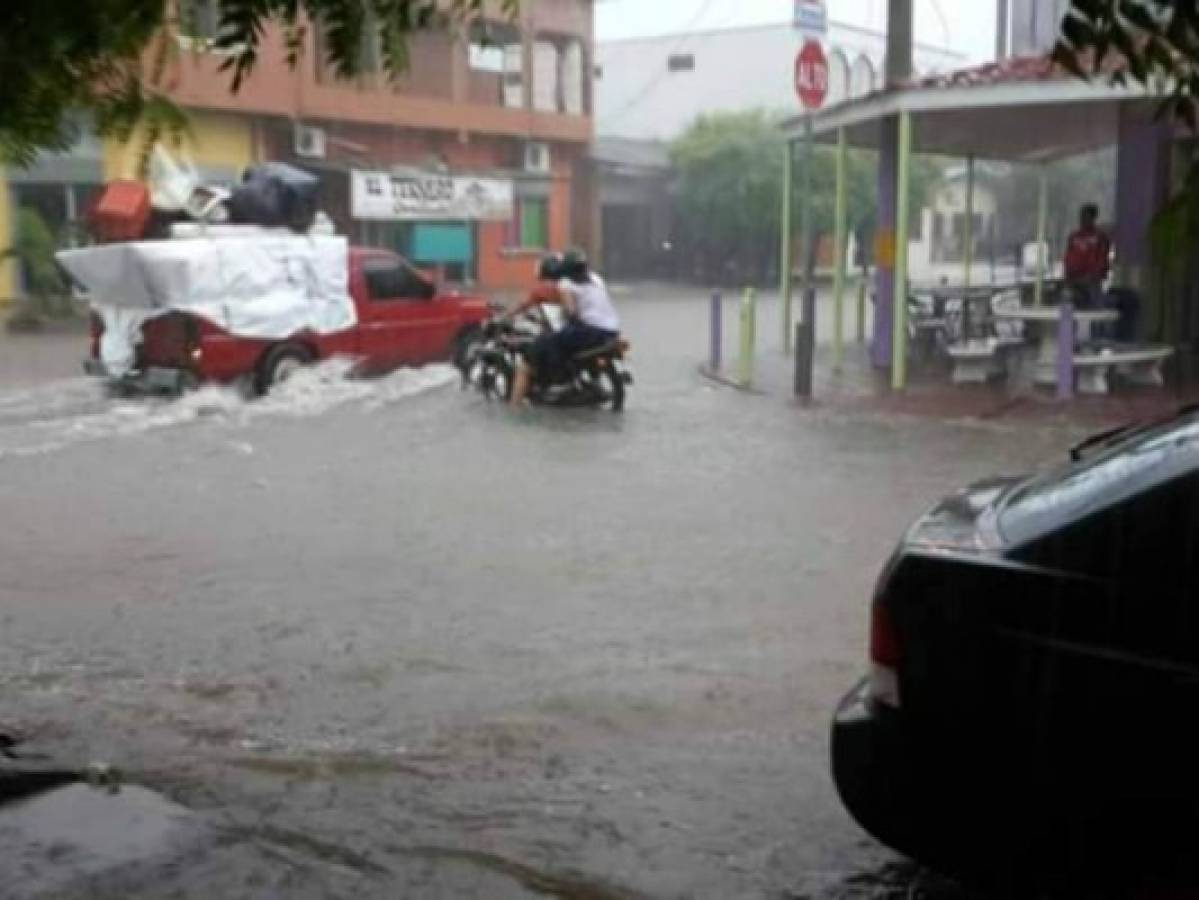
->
{"left": 256, "top": 343, "right": 314, "bottom": 395}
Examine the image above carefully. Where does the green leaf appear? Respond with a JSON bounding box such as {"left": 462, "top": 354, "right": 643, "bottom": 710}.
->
{"left": 1118, "top": 0, "right": 1159, "bottom": 33}
{"left": 1061, "top": 13, "right": 1098, "bottom": 53}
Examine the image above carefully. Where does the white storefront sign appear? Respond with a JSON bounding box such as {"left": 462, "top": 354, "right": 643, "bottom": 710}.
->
{"left": 351, "top": 169, "right": 514, "bottom": 221}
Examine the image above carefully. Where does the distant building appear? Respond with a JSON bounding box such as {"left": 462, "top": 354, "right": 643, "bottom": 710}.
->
{"left": 592, "top": 137, "right": 672, "bottom": 280}
{"left": 1009, "top": 0, "right": 1072, "bottom": 57}
{"left": 0, "top": 1, "right": 596, "bottom": 300}
{"left": 589, "top": 20, "right": 965, "bottom": 279}
{"left": 595, "top": 21, "right": 966, "bottom": 142}
{"left": 908, "top": 164, "right": 1002, "bottom": 284}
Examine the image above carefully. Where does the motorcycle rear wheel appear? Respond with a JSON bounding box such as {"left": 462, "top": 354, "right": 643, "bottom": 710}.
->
{"left": 583, "top": 364, "right": 625, "bottom": 412}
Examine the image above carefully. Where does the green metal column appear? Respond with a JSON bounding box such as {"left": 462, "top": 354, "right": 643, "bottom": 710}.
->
{"left": 780, "top": 140, "right": 795, "bottom": 354}
{"left": 832, "top": 128, "right": 848, "bottom": 371}
{"left": 963, "top": 156, "right": 975, "bottom": 288}
{"left": 799, "top": 115, "right": 814, "bottom": 319}
{"left": 891, "top": 111, "right": 913, "bottom": 391}
{"left": 1034, "top": 162, "right": 1048, "bottom": 306}
{"left": 856, "top": 272, "right": 867, "bottom": 343}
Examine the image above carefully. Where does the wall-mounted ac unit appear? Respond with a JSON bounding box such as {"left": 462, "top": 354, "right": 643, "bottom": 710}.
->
{"left": 294, "top": 123, "right": 327, "bottom": 159}
{"left": 524, "top": 141, "right": 551, "bottom": 174}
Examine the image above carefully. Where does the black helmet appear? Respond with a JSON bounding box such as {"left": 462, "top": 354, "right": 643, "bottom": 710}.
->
{"left": 537, "top": 252, "right": 564, "bottom": 280}
{"left": 562, "top": 247, "right": 589, "bottom": 282}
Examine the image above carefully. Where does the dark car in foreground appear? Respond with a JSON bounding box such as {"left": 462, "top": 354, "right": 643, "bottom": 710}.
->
{"left": 833, "top": 409, "right": 1199, "bottom": 893}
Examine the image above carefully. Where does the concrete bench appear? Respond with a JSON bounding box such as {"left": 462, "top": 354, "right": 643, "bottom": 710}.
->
{"left": 947, "top": 338, "right": 1024, "bottom": 385}
{"left": 1073, "top": 345, "right": 1174, "bottom": 395}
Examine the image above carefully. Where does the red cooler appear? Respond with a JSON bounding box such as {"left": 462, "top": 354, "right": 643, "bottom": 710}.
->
{"left": 90, "top": 180, "right": 151, "bottom": 242}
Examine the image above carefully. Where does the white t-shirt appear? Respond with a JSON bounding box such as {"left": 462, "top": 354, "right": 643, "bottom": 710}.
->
{"left": 558, "top": 274, "right": 620, "bottom": 332}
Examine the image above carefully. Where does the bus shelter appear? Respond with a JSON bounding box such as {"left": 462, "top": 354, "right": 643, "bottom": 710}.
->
{"left": 780, "top": 56, "right": 1167, "bottom": 390}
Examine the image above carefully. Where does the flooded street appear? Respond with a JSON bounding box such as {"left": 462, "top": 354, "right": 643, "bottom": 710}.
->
{"left": 1, "top": 291, "right": 1077, "bottom": 897}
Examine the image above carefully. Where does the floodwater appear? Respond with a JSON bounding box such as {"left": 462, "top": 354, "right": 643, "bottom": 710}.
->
{"left": 0, "top": 291, "right": 1078, "bottom": 897}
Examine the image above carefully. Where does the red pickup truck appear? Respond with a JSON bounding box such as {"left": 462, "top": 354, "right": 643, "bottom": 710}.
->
{"left": 85, "top": 247, "right": 491, "bottom": 394}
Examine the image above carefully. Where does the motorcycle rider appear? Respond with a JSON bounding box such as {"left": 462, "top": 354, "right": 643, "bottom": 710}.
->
{"left": 502, "top": 248, "right": 621, "bottom": 408}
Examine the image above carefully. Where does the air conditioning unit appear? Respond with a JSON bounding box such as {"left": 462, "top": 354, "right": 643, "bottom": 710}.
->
{"left": 294, "top": 123, "right": 327, "bottom": 159}
{"left": 523, "top": 141, "right": 551, "bottom": 175}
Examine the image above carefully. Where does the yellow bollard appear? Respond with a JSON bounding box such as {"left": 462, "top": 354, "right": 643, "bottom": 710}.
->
{"left": 738, "top": 288, "right": 757, "bottom": 388}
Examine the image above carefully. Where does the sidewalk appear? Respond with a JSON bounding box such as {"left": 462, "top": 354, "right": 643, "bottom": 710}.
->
{"left": 0, "top": 316, "right": 88, "bottom": 389}
{"left": 702, "top": 291, "right": 1196, "bottom": 429}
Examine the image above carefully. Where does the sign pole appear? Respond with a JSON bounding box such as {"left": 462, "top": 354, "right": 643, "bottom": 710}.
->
{"left": 791, "top": 36, "right": 827, "bottom": 395}
{"left": 800, "top": 115, "right": 813, "bottom": 323}
{"left": 781, "top": 140, "right": 795, "bottom": 355}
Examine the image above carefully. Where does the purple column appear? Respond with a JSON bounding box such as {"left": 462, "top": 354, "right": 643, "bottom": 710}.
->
{"left": 872, "top": 118, "right": 900, "bottom": 369}
{"left": 1057, "top": 301, "right": 1074, "bottom": 400}
{"left": 709, "top": 291, "right": 722, "bottom": 373}
{"left": 1115, "top": 104, "right": 1172, "bottom": 275}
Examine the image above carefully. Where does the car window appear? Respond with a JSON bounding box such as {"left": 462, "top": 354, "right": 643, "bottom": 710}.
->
{"left": 999, "top": 414, "right": 1199, "bottom": 546}
{"left": 364, "top": 258, "right": 432, "bottom": 302}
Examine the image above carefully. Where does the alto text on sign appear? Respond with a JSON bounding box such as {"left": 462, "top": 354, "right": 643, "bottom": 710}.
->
{"left": 795, "top": 40, "right": 829, "bottom": 110}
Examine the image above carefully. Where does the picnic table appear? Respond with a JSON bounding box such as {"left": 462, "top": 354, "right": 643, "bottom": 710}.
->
{"left": 993, "top": 305, "right": 1118, "bottom": 386}
{"left": 911, "top": 284, "right": 1009, "bottom": 343}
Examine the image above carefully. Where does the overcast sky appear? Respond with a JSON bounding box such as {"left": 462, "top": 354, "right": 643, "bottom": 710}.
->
{"left": 596, "top": 0, "right": 999, "bottom": 62}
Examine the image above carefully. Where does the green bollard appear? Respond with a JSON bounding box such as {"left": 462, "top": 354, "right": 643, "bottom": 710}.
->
{"left": 857, "top": 268, "right": 867, "bottom": 344}
{"left": 738, "top": 288, "right": 757, "bottom": 388}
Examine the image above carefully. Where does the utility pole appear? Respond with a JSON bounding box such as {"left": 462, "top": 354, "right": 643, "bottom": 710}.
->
{"left": 995, "top": 0, "right": 1010, "bottom": 60}
{"left": 885, "top": 0, "right": 913, "bottom": 85}
{"left": 872, "top": 0, "right": 913, "bottom": 374}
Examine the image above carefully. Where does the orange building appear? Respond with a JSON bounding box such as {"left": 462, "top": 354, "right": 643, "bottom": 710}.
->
{"left": 154, "top": 0, "right": 595, "bottom": 291}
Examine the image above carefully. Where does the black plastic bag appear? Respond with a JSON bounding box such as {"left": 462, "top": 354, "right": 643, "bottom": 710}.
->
{"left": 227, "top": 163, "right": 319, "bottom": 233}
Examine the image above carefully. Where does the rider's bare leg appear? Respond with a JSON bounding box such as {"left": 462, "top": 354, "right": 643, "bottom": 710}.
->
{"left": 511, "top": 360, "right": 533, "bottom": 408}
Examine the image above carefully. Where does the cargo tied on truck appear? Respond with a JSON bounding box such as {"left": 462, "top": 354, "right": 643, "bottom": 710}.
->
{"left": 59, "top": 156, "right": 489, "bottom": 395}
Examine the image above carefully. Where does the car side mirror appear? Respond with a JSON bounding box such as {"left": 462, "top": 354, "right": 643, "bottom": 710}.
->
{"left": 419, "top": 279, "right": 436, "bottom": 301}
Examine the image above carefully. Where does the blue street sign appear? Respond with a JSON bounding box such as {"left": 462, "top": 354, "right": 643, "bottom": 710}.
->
{"left": 793, "top": 0, "right": 827, "bottom": 35}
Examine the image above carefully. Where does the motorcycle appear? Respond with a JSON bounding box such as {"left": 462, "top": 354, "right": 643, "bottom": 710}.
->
{"left": 462, "top": 310, "right": 633, "bottom": 412}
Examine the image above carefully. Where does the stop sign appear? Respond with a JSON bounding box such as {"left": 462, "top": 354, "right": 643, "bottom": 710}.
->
{"left": 795, "top": 40, "right": 828, "bottom": 110}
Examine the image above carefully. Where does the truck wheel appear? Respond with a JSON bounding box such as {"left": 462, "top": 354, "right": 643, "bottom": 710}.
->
{"left": 256, "top": 343, "right": 314, "bottom": 395}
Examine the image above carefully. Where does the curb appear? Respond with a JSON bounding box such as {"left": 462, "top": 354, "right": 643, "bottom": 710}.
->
{"left": 697, "top": 365, "right": 765, "bottom": 395}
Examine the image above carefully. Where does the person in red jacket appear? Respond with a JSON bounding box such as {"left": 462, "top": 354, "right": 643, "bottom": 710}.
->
{"left": 1063, "top": 203, "right": 1112, "bottom": 309}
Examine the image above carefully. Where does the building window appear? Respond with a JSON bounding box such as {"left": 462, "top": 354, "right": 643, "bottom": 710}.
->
{"left": 910, "top": 206, "right": 924, "bottom": 241}
{"left": 502, "top": 47, "right": 525, "bottom": 108}
{"left": 311, "top": 12, "right": 382, "bottom": 85}
{"left": 533, "top": 40, "right": 560, "bottom": 112}
{"left": 827, "top": 49, "right": 850, "bottom": 106}
{"left": 469, "top": 37, "right": 505, "bottom": 73}
{"left": 850, "top": 55, "right": 876, "bottom": 98}
{"left": 507, "top": 197, "right": 549, "bottom": 250}
{"left": 358, "top": 11, "right": 382, "bottom": 76}
{"left": 178, "top": 0, "right": 221, "bottom": 41}
{"left": 667, "top": 53, "right": 695, "bottom": 73}
{"left": 467, "top": 21, "right": 524, "bottom": 108}
{"left": 561, "top": 40, "right": 585, "bottom": 114}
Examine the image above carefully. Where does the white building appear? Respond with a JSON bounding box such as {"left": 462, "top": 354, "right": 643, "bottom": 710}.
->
{"left": 909, "top": 164, "right": 1004, "bottom": 285}
{"left": 595, "top": 20, "right": 966, "bottom": 140}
